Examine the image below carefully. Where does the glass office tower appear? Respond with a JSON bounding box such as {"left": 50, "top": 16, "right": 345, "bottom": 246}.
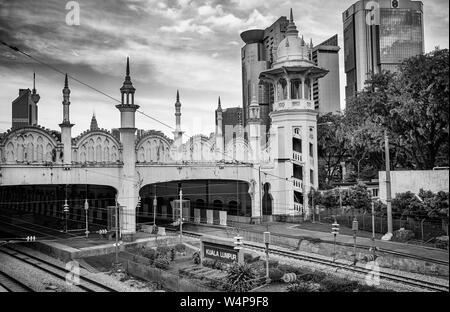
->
{"left": 343, "top": 0, "right": 424, "bottom": 99}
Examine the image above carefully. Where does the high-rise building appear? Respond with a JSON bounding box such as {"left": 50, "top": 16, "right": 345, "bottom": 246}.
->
{"left": 241, "top": 15, "right": 341, "bottom": 134}
{"left": 11, "top": 74, "right": 40, "bottom": 128}
{"left": 343, "top": 0, "right": 424, "bottom": 99}
{"left": 311, "top": 35, "right": 341, "bottom": 114}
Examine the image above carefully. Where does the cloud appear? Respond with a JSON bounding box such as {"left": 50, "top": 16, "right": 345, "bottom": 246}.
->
{"left": 0, "top": 0, "right": 448, "bottom": 137}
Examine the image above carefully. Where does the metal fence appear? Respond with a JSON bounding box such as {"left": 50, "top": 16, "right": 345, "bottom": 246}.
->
{"left": 318, "top": 210, "right": 448, "bottom": 242}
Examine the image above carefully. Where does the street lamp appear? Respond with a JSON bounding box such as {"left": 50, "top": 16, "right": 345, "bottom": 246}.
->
{"left": 384, "top": 130, "right": 393, "bottom": 237}
{"left": 179, "top": 188, "right": 183, "bottom": 244}
{"left": 263, "top": 232, "right": 271, "bottom": 283}
{"left": 84, "top": 198, "right": 89, "bottom": 238}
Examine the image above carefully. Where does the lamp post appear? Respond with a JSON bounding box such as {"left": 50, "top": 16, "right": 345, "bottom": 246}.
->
{"left": 179, "top": 188, "right": 183, "bottom": 244}
{"left": 384, "top": 130, "right": 393, "bottom": 236}
{"left": 352, "top": 217, "right": 358, "bottom": 264}
{"left": 84, "top": 198, "right": 89, "bottom": 238}
{"left": 263, "top": 232, "right": 270, "bottom": 283}
{"left": 153, "top": 195, "right": 157, "bottom": 227}
{"left": 371, "top": 201, "right": 376, "bottom": 259}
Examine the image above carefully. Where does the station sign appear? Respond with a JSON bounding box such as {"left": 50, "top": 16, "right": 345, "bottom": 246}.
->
{"left": 203, "top": 242, "right": 238, "bottom": 263}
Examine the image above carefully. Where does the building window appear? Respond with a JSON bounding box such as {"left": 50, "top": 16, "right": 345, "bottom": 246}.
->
{"left": 309, "top": 143, "right": 313, "bottom": 157}
{"left": 310, "top": 170, "right": 314, "bottom": 185}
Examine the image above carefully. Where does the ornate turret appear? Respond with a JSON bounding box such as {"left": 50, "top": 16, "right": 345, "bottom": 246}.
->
{"left": 119, "top": 57, "right": 136, "bottom": 105}
{"left": 59, "top": 74, "right": 74, "bottom": 165}
{"left": 173, "top": 90, "right": 184, "bottom": 149}
{"left": 90, "top": 112, "right": 99, "bottom": 131}
{"left": 215, "top": 96, "right": 224, "bottom": 161}
{"left": 60, "top": 74, "right": 73, "bottom": 126}
{"left": 286, "top": 8, "right": 299, "bottom": 37}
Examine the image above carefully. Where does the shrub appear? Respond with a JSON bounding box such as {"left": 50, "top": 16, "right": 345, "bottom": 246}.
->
{"left": 268, "top": 268, "right": 284, "bottom": 282}
{"left": 174, "top": 243, "right": 186, "bottom": 253}
{"left": 214, "top": 261, "right": 228, "bottom": 271}
{"left": 268, "top": 259, "right": 279, "bottom": 268}
{"left": 202, "top": 258, "right": 216, "bottom": 268}
{"left": 154, "top": 255, "right": 170, "bottom": 270}
{"left": 223, "top": 263, "right": 257, "bottom": 292}
{"left": 287, "top": 281, "right": 319, "bottom": 292}
{"left": 319, "top": 276, "right": 359, "bottom": 292}
{"left": 278, "top": 264, "right": 302, "bottom": 275}
{"left": 243, "top": 253, "right": 253, "bottom": 263}
{"left": 140, "top": 248, "right": 156, "bottom": 261}
{"left": 170, "top": 248, "right": 176, "bottom": 261}
{"left": 156, "top": 245, "right": 171, "bottom": 257}
{"left": 192, "top": 251, "right": 201, "bottom": 265}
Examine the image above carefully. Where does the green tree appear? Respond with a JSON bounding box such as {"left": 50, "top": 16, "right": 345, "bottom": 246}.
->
{"left": 317, "top": 113, "right": 349, "bottom": 188}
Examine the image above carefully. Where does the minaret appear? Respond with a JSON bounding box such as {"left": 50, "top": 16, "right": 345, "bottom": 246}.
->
{"left": 31, "top": 73, "right": 40, "bottom": 126}
{"left": 59, "top": 74, "right": 74, "bottom": 165}
{"left": 115, "top": 57, "right": 140, "bottom": 240}
{"left": 173, "top": 90, "right": 184, "bottom": 153}
{"left": 248, "top": 85, "right": 261, "bottom": 162}
{"left": 215, "top": 96, "right": 224, "bottom": 161}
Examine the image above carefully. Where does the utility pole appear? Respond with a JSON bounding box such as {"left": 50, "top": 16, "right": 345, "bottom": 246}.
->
{"left": 384, "top": 130, "right": 393, "bottom": 236}
{"left": 179, "top": 188, "right": 183, "bottom": 244}
{"left": 115, "top": 199, "right": 119, "bottom": 268}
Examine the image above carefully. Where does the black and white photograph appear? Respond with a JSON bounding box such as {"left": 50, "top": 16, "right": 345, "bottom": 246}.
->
{"left": 0, "top": 0, "right": 448, "bottom": 304}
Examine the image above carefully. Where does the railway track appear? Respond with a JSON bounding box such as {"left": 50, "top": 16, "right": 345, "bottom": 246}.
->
{"left": 0, "top": 271, "right": 35, "bottom": 292}
{"left": 166, "top": 228, "right": 449, "bottom": 292}
{"left": 0, "top": 246, "right": 118, "bottom": 292}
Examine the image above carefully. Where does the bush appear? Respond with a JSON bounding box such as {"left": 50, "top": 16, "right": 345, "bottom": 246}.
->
{"left": 243, "top": 253, "right": 253, "bottom": 263}
{"left": 278, "top": 264, "right": 302, "bottom": 275}
{"left": 319, "top": 276, "right": 359, "bottom": 292}
{"left": 287, "top": 281, "right": 319, "bottom": 292}
{"left": 223, "top": 263, "right": 257, "bottom": 292}
{"left": 268, "top": 268, "right": 284, "bottom": 282}
{"left": 175, "top": 243, "right": 186, "bottom": 253}
{"left": 192, "top": 251, "right": 201, "bottom": 265}
{"left": 140, "top": 248, "right": 156, "bottom": 262}
{"left": 214, "top": 261, "right": 228, "bottom": 271}
{"left": 268, "top": 259, "right": 279, "bottom": 268}
{"left": 156, "top": 245, "right": 171, "bottom": 257}
{"left": 154, "top": 255, "right": 170, "bottom": 270}
{"left": 202, "top": 258, "right": 216, "bottom": 268}
{"left": 170, "top": 248, "right": 176, "bottom": 261}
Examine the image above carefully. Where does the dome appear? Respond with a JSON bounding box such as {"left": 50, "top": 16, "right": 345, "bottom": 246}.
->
{"left": 272, "top": 9, "right": 314, "bottom": 68}
{"left": 276, "top": 36, "right": 310, "bottom": 63}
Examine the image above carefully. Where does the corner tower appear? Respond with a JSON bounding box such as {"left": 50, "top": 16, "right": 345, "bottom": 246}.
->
{"left": 260, "top": 9, "right": 328, "bottom": 219}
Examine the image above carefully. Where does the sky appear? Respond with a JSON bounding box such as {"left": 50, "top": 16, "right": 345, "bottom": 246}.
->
{"left": 0, "top": 0, "right": 448, "bottom": 139}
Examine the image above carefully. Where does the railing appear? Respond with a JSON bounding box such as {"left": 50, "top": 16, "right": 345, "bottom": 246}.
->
{"left": 292, "top": 151, "right": 302, "bottom": 163}
{"left": 292, "top": 177, "right": 302, "bottom": 190}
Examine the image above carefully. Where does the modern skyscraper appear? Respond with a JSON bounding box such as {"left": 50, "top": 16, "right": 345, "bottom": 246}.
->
{"left": 11, "top": 74, "right": 40, "bottom": 128}
{"left": 241, "top": 14, "right": 341, "bottom": 134}
{"left": 311, "top": 35, "right": 341, "bottom": 114}
{"left": 343, "top": 0, "right": 424, "bottom": 99}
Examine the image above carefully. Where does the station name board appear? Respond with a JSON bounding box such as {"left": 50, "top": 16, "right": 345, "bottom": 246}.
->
{"left": 203, "top": 242, "right": 238, "bottom": 263}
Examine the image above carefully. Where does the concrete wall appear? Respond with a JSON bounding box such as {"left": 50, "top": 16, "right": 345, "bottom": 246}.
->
{"left": 379, "top": 170, "right": 449, "bottom": 203}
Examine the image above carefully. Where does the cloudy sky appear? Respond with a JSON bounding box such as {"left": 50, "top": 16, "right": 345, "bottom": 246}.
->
{"left": 0, "top": 0, "right": 448, "bottom": 138}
